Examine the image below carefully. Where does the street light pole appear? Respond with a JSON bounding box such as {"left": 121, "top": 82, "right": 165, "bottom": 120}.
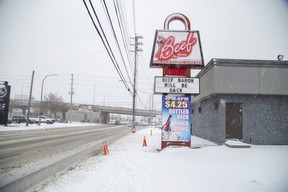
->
{"left": 39, "top": 74, "right": 57, "bottom": 126}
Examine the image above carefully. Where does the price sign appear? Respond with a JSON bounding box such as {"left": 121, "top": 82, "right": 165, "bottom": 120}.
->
{"left": 165, "top": 100, "right": 188, "bottom": 108}
{"left": 161, "top": 95, "right": 191, "bottom": 142}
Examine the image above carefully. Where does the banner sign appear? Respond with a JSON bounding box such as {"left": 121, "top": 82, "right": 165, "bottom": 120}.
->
{"left": 161, "top": 95, "right": 191, "bottom": 142}
{"left": 154, "top": 76, "right": 199, "bottom": 94}
{"left": 79, "top": 105, "right": 93, "bottom": 113}
{"left": 150, "top": 30, "right": 204, "bottom": 68}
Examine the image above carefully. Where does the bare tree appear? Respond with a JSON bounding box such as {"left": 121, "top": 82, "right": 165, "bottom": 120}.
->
{"left": 42, "top": 93, "right": 67, "bottom": 118}
{"left": 58, "top": 101, "right": 70, "bottom": 120}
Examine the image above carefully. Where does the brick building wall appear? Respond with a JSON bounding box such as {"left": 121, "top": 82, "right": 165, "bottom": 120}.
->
{"left": 192, "top": 94, "right": 288, "bottom": 144}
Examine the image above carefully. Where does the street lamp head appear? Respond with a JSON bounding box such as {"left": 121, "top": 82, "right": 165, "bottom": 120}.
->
{"left": 43, "top": 74, "right": 58, "bottom": 81}
{"left": 48, "top": 74, "right": 58, "bottom": 77}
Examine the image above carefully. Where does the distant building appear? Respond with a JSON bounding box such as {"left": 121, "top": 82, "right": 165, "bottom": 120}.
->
{"left": 191, "top": 58, "right": 288, "bottom": 145}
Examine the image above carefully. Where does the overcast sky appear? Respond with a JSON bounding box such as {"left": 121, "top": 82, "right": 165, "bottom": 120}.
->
{"left": 0, "top": 0, "right": 287, "bottom": 110}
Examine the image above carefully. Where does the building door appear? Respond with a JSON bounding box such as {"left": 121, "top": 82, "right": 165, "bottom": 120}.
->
{"left": 226, "top": 103, "right": 243, "bottom": 140}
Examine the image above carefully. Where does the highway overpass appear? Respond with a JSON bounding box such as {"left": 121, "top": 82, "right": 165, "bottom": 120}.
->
{"left": 8, "top": 100, "right": 161, "bottom": 123}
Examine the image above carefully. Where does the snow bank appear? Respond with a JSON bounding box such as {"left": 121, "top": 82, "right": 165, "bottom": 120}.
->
{"left": 30, "top": 127, "right": 288, "bottom": 192}
{"left": 0, "top": 122, "right": 97, "bottom": 131}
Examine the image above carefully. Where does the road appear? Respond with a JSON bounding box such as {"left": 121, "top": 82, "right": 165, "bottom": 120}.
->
{"left": 0, "top": 124, "right": 132, "bottom": 192}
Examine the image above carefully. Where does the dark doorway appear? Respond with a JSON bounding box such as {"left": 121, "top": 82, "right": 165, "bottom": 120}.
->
{"left": 226, "top": 103, "right": 243, "bottom": 140}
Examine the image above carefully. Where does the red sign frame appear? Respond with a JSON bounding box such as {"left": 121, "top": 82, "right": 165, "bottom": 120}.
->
{"left": 150, "top": 30, "right": 204, "bottom": 69}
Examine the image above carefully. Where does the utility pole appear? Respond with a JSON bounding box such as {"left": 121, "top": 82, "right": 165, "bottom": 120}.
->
{"left": 93, "top": 84, "right": 97, "bottom": 105}
{"left": 131, "top": 35, "right": 143, "bottom": 133}
{"left": 69, "top": 74, "right": 74, "bottom": 123}
{"left": 26, "top": 70, "right": 34, "bottom": 126}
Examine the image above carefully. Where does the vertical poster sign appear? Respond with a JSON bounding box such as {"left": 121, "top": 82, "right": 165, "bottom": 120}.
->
{"left": 161, "top": 95, "right": 191, "bottom": 144}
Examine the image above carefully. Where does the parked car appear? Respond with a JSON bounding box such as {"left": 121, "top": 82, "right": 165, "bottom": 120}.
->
{"left": 30, "top": 116, "right": 55, "bottom": 124}
{"left": 39, "top": 116, "right": 55, "bottom": 124}
{"left": 12, "top": 115, "right": 26, "bottom": 123}
{"left": 56, "top": 119, "right": 68, "bottom": 123}
{"left": 11, "top": 115, "right": 36, "bottom": 124}
{"left": 28, "top": 118, "right": 37, "bottom": 124}
{"left": 7, "top": 118, "right": 12, "bottom": 124}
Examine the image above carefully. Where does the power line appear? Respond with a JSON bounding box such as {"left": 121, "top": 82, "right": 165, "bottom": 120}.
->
{"left": 114, "top": 0, "right": 134, "bottom": 75}
{"left": 87, "top": 0, "right": 126, "bottom": 83}
{"left": 101, "top": 0, "right": 133, "bottom": 84}
{"left": 138, "top": 54, "right": 153, "bottom": 92}
{"left": 132, "top": 0, "right": 136, "bottom": 35}
{"left": 82, "top": 0, "right": 132, "bottom": 96}
{"left": 82, "top": 0, "right": 150, "bottom": 113}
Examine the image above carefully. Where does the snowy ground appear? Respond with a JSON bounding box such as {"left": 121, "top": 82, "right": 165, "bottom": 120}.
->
{"left": 0, "top": 122, "right": 97, "bottom": 132}
{"left": 25, "top": 127, "right": 288, "bottom": 192}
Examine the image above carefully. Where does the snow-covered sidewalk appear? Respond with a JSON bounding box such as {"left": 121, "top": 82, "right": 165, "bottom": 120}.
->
{"left": 30, "top": 128, "right": 288, "bottom": 192}
{"left": 0, "top": 122, "right": 98, "bottom": 132}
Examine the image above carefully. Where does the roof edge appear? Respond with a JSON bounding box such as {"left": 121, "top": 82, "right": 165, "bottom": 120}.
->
{"left": 196, "top": 58, "right": 288, "bottom": 78}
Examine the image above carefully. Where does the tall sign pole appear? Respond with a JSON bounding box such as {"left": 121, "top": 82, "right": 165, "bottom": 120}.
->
{"left": 150, "top": 13, "right": 204, "bottom": 149}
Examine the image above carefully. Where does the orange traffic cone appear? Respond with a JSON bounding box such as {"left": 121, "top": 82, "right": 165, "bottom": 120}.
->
{"left": 105, "top": 141, "right": 109, "bottom": 154}
{"left": 143, "top": 136, "right": 147, "bottom": 147}
{"left": 102, "top": 142, "right": 108, "bottom": 155}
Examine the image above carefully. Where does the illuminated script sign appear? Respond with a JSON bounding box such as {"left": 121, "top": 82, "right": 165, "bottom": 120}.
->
{"left": 150, "top": 30, "right": 204, "bottom": 68}
{"left": 161, "top": 95, "right": 191, "bottom": 142}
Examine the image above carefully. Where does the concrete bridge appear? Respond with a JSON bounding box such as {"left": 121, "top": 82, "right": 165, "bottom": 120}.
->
{"left": 94, "top": 105, "right": 160, "bottom": 117}
{"left": 8, "top": 99, "right": 161, "bottom": 123}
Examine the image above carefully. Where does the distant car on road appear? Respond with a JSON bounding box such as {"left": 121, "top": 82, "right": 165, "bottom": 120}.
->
{"left": 12, "top": 115, "right": 26, "bottom": 123}
{"left": 30, "top": 116, "right": 55, "bottom": 124}
{"left": 127, "top": 122, "right": 139, "bottom": 127}
{"left": 7, "top": 118, "right": 12, "bottom": 124}
{"left": 11, "top": 115, "right": 36, "bottom": 124}
{"left": 39, "top": 116, "right": 55, "bottom": 124}
{"left": 56, "top": 119, "right": 68, "bottom": 123}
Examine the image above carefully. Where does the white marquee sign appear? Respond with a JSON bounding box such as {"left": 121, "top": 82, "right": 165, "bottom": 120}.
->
{"left": 154, "top": 76, "right": 200, "bottom": 94}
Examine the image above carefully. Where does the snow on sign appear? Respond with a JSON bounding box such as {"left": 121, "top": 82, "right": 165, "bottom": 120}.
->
{"left": 150, "top": 30, "right": 204, "bottom": 68}
{"left": 154, "top": 76, "right": 200, "bottom": 94}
